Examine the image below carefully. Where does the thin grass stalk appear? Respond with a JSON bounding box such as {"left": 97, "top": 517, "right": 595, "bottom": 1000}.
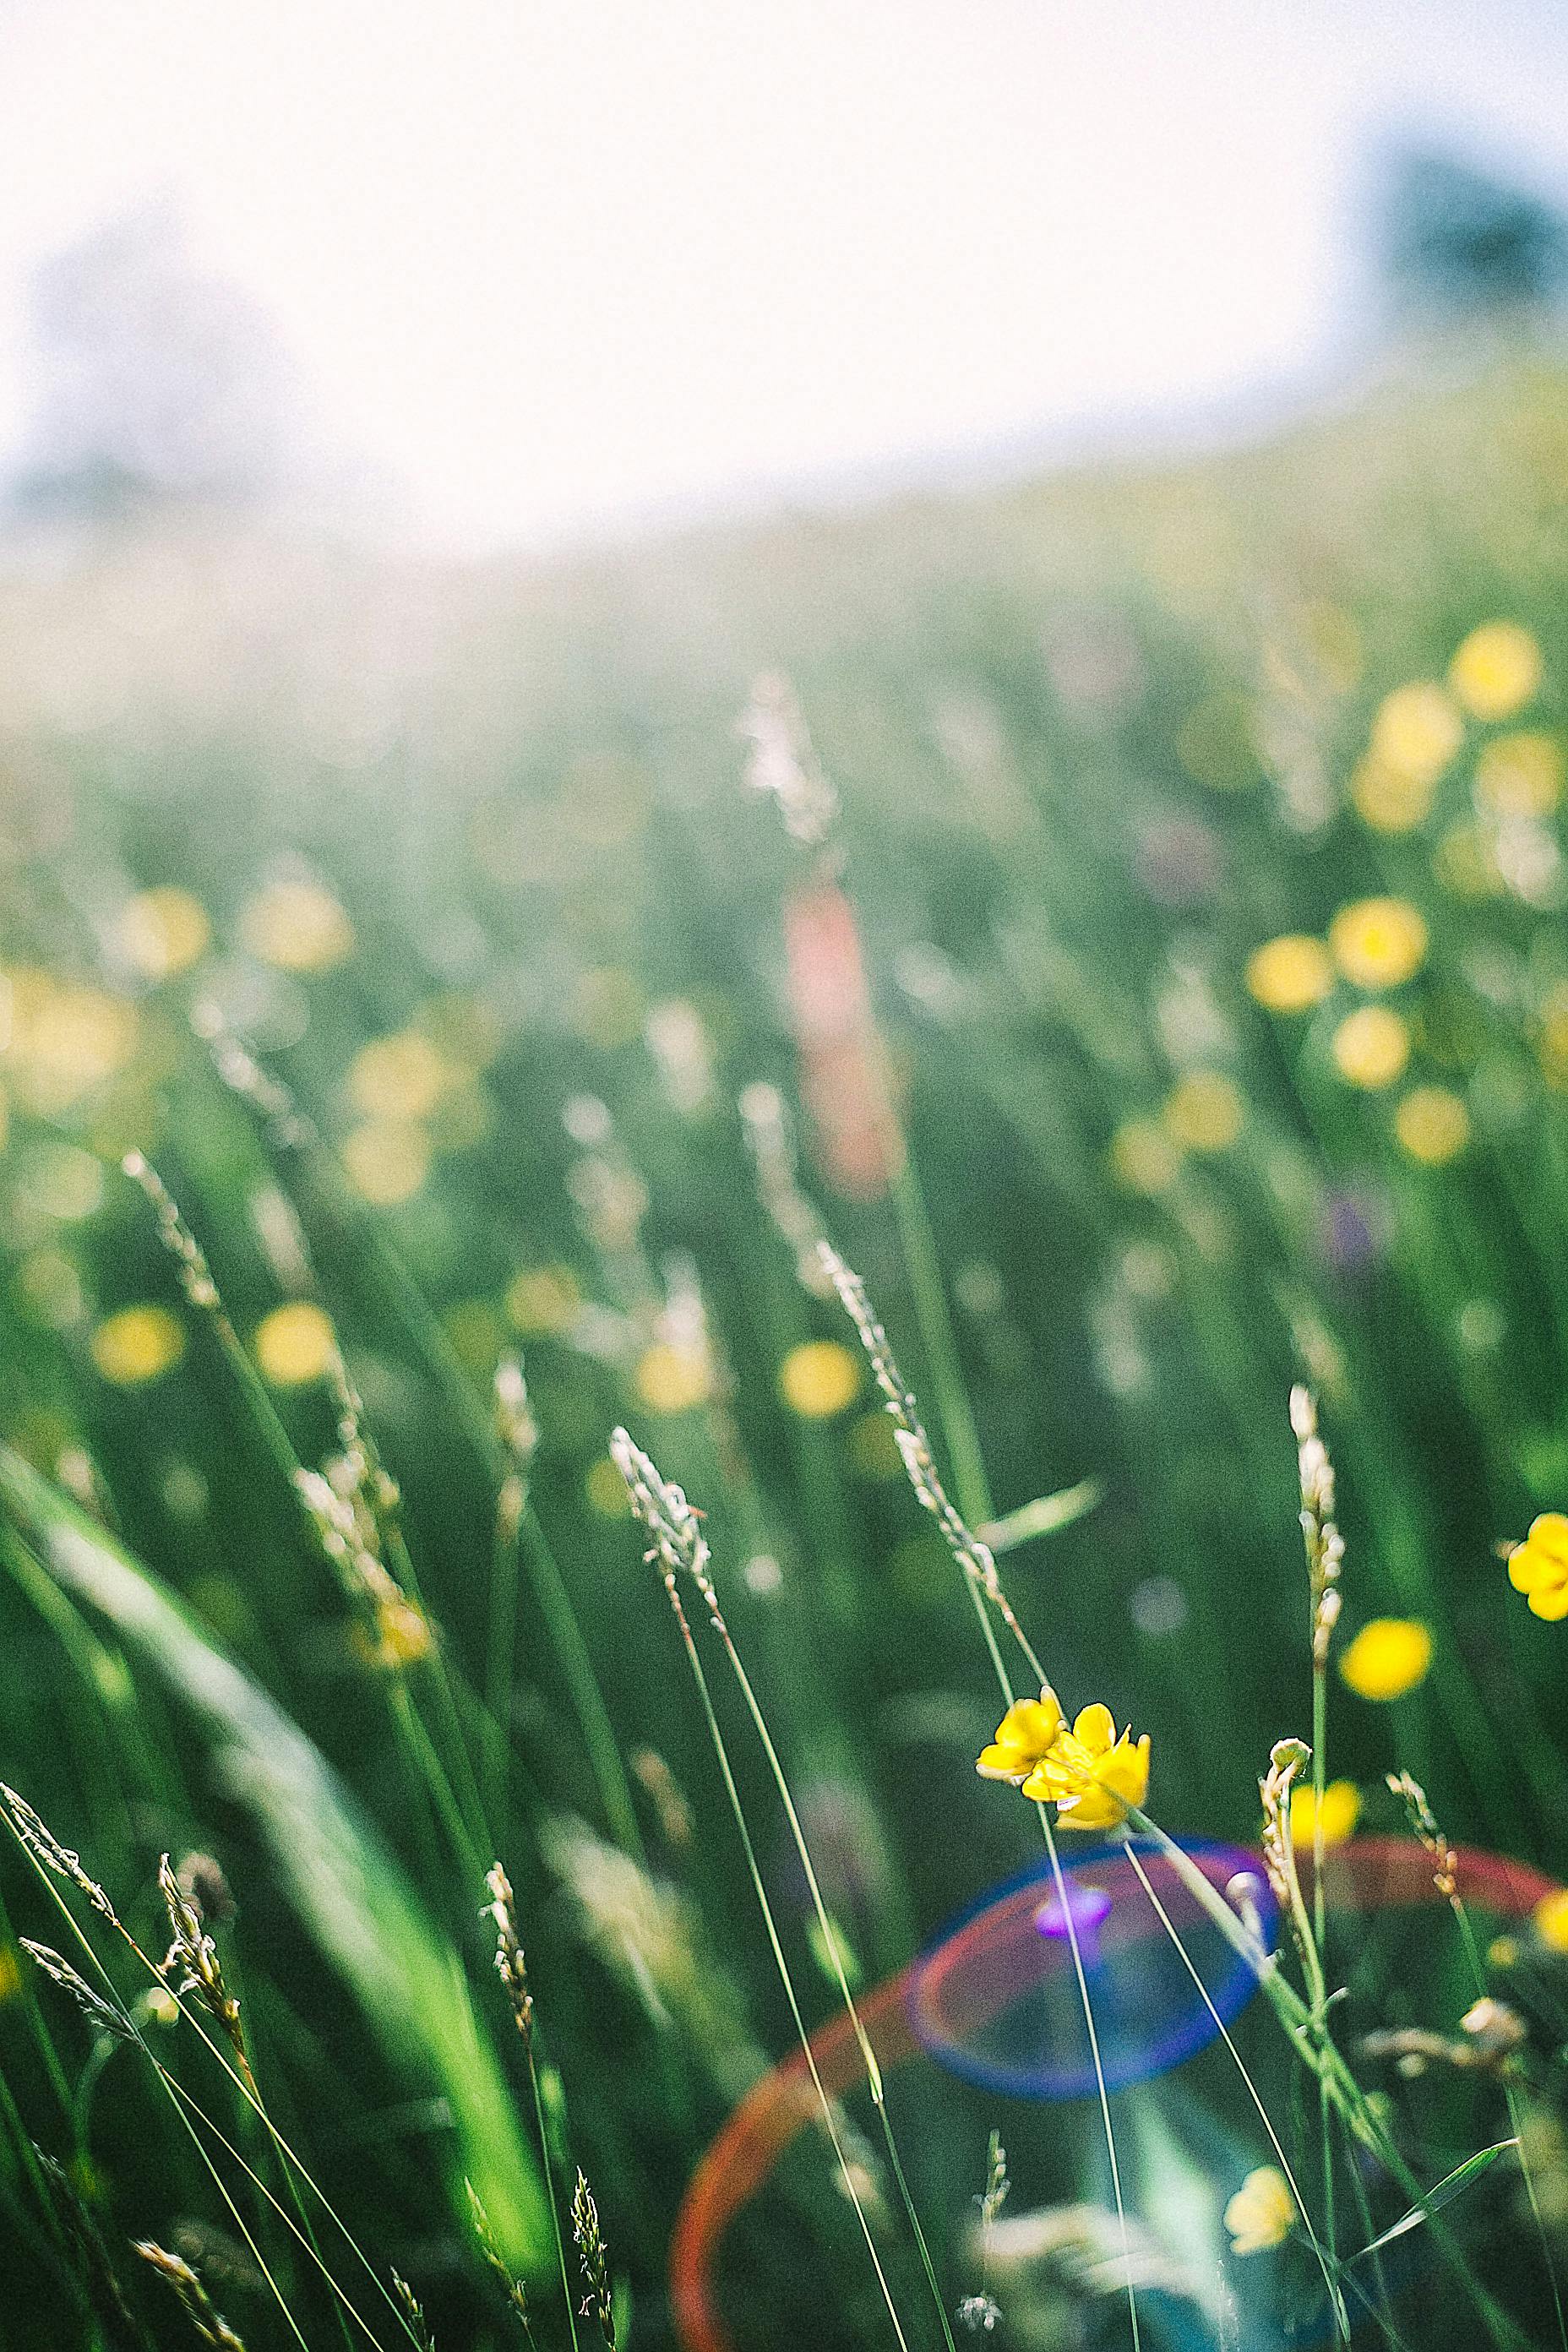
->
{"left": 202, "top": 1039, "right": 645, "bottom": 1864}
{"left": 0, "top": 1805, "right": 423, "bottom": 2347}
{"left": 614, "top": 1456, "right": 916, "bottom": 2351}
{"left": 819, "top": 1242, "right": 1146, "bottom": 2346}
{"left": 1391, "top": 1772, "right": 1568, "bottom": 2352}
{"left": 1036, "top": 1804, "right": 1142, "bottom": 2352}
{"left": 1119, "top": 1838, "right": 1350, "bottom": 2342}
{"left": 676, "top": 1555, "right": 956, "bottom": 2352}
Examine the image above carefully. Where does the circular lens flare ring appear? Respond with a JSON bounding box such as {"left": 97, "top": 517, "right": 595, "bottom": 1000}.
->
{"left": 668, "top": 1838, "right": 1560, "bottom": 2352}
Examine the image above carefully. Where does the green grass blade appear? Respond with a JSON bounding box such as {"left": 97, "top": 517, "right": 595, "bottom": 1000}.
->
{"left": 0, "top": 1443, "right": 548, "bottom": 2272}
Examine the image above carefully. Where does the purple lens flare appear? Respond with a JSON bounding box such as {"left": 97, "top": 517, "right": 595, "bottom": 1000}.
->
{"left": 907, "top": 1836, "right": 1278, "bottom": 2101}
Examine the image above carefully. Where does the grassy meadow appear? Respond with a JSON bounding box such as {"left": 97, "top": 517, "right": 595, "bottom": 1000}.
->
{"left": 3, "top": 346, "right": 1568, "bottom": 2349}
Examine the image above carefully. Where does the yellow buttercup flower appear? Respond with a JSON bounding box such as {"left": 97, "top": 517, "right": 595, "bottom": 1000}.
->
{"left": 118, "top": 887, "right": 211, "bottom": 980}
{"left": 90, "top": 1304, "right": 185, "bottom": 1386}
{"left": 1505, "top": 1512, "right": 1568, "bottom": 1621}
{"left": 1450, "top": 621, "right": 1543, "bottom": 721}
{"left": 1339, "top": 1618, "right": 1433, "bottom": 1701}
{"left": 1026, "top": 1702, "right": 1151, "bottom": 1832}
{"left": 1370, "top": 683, "right": 1462, "bottom": 784}
{"left": 254, "top": 1301, "right": 337, "bottom": 1386}
{"left": 1288, "top": 1778, "right": 1360, "bottom": 1848}
{"left": 1533, "top": 1889, "right": 1568, "bottom": 1953}
{"left": 1244, "top": 934, "right": 1334, "bottom": 1015}
{"left": 1394, "top": 1086, "right": 1470, "bottom": 1166}
{"left": 1476, "top": 732, "right": 1563, "bottom": 820}
{"left": 1225, "top": 2165, "right": 1293, "bottom": 2257}
{"left": 1328, "top": 897, "right": 1428, "bottom": 991}
{"left": 1331, "top": 1006, "right": 1409, "bottom": 1092}
{"left": 778, "top": 1339, "right": 861, "bottom": 1419}
{"left": 976, "top": 1690, "right": 1065, "bottom": 1786}
{"left": 1162, "top": 1071, "right": 1244, "bottom": 1154}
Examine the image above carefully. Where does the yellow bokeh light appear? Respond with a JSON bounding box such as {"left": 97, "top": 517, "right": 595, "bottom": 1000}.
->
{"left": 242, "top": 880, "right": 355, "bottom": 973}
{"left": 1369, "top": 683, "right": 1462, "bottom": 784}
{"left": 1350, "top": 756, "right": 1435, "bottom": 836}
{"left": 585, "top": 1456, "right": 632, "bottom": 1516}
{"left": 1244, "top": 934, "right": 1334, "bottom": 1015}
{"left": 1162, "top": 1070, "right": 1244, "bottom": 1154}
{"left": 1109, "top": 1119, "right": 1181, "bottom": 1195}
{"left": 505, "top": 1265, "right": 580, "bottom": 1336}
{"left": 348, "top": 1032, "right": 452, "bottom": 1121}
{"left": 1475, "top": 731, "right": 1563, "bottom": 820}
{"left": 634, "top": 1342, "right": 710, "bottom": 1414}
{"left": 1394, "top": 1086, "right": 1470, "bottom": 1166}
{"left": 1288, "top": 1778, "right": 1361, "bottom": 1848}
{"left": 1331, "top": 1005, "right": 1410, "bottom": 1091}
{"left": 1449, "top": 621, "right": 1543, "bottom": 721}
{"left": 1328, "top": 897, "right": 1428, "bottom": 991}
{"left": 118, "top": 887, "right": 212, "bottom": 980}
{"left": 254, "top": 1301, "right": 337, "bottom": 1386}
{"left": 1534, "top": 1889, "right": 1568, "bottom": 1954}
{"left": 342, "top": 1121, "right": 431, "bottom": 1204}
{"left": 90, "top": 1304, "right": 186, "bottom": 1386}
{"left": 778, "top": 1339, "right": 862, "bottom": 1418}
{"left": 1338, "top": 1618, "right": 1433, "bottom": 1701}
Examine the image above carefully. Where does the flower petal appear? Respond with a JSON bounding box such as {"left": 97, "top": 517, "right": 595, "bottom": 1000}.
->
{"left": 1071, "top": 1702, "right": 1116, "bottom": 1756}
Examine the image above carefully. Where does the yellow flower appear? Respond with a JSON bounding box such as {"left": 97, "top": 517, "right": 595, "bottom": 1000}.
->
{"left": 779, "top": 1339, "right": 861, "bottom": 1419}
{"left": 1244, "top": 934, "right": 1334, "bottom": 1015}
{"left": 1288, "top": 1778, "right": 1360, "bottom": 1848}
{"left": 1533, "top": 1889, "right": 1568, "bottom": 1953}
{"left": 254, "top": 1301, "right": 336, "bottom": 1386}
{"left": 1026, "top": 1702, "right": 1151, "bottom": 1832}
{"left": 1370, "top": 683, "right": 1462, "bottom": 784}
{"left": 976, "top": 1690, "right": 1065, "bottom": 1786}
{"left": 1506, "top": 1512, "right": 1568, "bottom": 1621}
{"left": 1450, "top": 622, "right": 1543, "bottom": 721}
{"left": 342, "top": 1120, "right": 430, "bottom": 1205}
{"left": 90, "top": 1304, "right": 185, "bottom": 1386}
{"left": 1162, "top": 1071, "right": 1244, "bottom": 1154}
{"left": 118, "top": 887, "right": 211, "bottom": 979}
{"left": 1224, "top": 2165, "right": 1294, "bottom": 2257}
{"left": 1339, "top": 1618, "right": 1433, "bottom": 1701}
{"left": 1328, "top": 897, "right": 1429, "bottom": 991}
{"left": 1331, "top": 1005, "right": 1410, "bottom": 1092}
{"left": 242, "top": 880, "right": 354, "bottom": 973}
{"left": 1394, "top": 1086, "right": 1470, "bottom": 1166}
{"left": 634, "top": 1342, "right": 710, "bottom": 1414}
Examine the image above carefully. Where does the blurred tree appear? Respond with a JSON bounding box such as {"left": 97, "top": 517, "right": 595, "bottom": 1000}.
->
{"left": 1379, "top": 146, "right": 1568, "bottom": 320}
{"left": 8, "top": 204, "right": 297, "bottom": 520}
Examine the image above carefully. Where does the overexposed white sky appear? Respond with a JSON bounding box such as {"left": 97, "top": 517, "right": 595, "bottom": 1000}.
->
{"left": 1, "top": 0, "right": 1566, "bottom": 550}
